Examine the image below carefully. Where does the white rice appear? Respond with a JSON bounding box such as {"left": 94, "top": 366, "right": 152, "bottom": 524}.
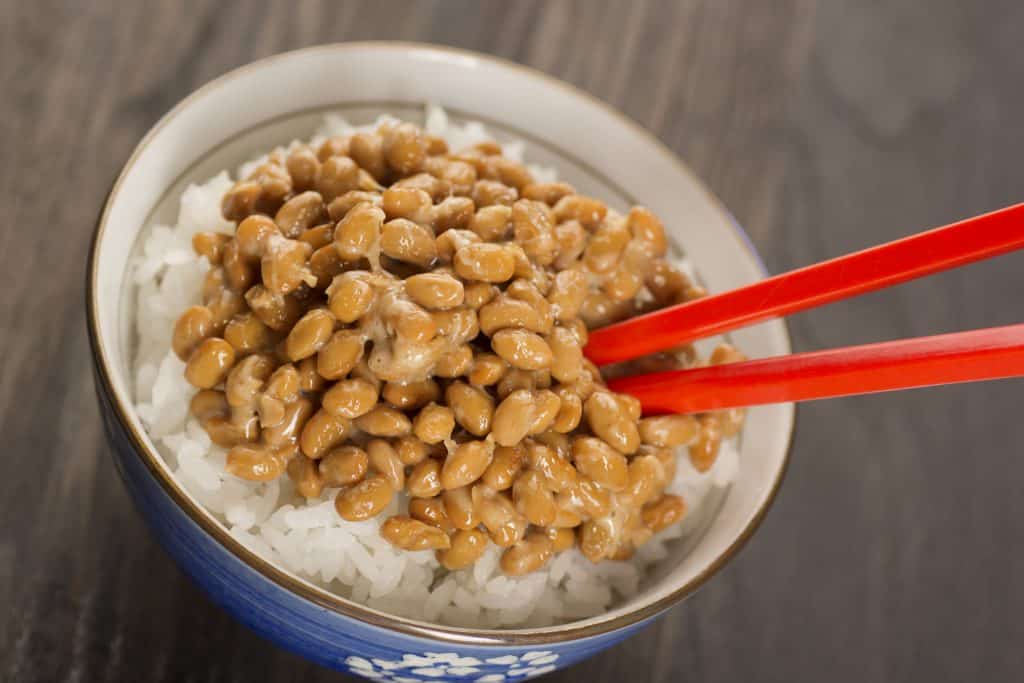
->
{"left": 132, "top": 105, "right": 739, "bottom": 628}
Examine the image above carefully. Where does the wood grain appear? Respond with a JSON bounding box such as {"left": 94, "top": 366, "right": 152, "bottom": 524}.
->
{"left": 3, "top": 0, "right": 1024, "bottom": 681}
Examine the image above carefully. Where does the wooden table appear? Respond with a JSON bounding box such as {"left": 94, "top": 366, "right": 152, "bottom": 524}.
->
{"left": 4, "top": 1, "right": 1024, "bottom": 680}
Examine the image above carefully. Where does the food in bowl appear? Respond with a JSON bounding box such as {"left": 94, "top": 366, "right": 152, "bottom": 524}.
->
{"left": 133, "top": 105, "right": 744, "bottom": 628}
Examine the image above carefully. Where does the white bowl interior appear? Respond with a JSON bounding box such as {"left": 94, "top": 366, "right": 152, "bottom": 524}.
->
{"left": 91, "top": 44, "right": 794, "bottom": 636}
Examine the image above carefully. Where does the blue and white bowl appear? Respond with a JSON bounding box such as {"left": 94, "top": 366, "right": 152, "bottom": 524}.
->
{"left": 86, "top": 43, "right": 794, "bottom": 680}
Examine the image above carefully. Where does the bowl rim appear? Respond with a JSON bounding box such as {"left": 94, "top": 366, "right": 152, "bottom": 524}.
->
{"left": 85, "top": 41, "right": 795, "bottom": 646}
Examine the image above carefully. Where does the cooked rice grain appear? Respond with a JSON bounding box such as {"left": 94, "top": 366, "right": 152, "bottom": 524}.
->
{"left": 132, "top": 106, "right": 737, "bottom": 628}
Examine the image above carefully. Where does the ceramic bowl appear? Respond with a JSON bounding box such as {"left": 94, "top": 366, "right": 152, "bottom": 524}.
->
{"left": 86, "top": 43, "right": 794, "bottom": 681}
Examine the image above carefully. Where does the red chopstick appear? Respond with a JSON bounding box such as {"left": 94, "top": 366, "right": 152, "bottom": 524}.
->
{"left": 586, "top": 203, "right": 1024, "bottom": 366}
{"left": 606, "top": 323, "right": 1024, "bottom": 415}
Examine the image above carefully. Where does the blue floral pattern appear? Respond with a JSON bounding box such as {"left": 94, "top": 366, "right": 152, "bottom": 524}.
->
{"left": 344, "top": 650, "right": 560, "bottom": 681}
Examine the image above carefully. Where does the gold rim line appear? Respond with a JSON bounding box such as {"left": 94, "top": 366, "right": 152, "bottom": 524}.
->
{"left": 86, "top": 41, "right": 795, "bottom": 647}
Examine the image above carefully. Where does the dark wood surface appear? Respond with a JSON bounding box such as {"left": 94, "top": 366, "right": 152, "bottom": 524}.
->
{"left": 4, "top": 1, "right": 1024, "bottom": 680}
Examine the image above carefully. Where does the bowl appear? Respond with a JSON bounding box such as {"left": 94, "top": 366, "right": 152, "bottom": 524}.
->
{"left": 86, "top": 43, "right": 794, "bottom": 681}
